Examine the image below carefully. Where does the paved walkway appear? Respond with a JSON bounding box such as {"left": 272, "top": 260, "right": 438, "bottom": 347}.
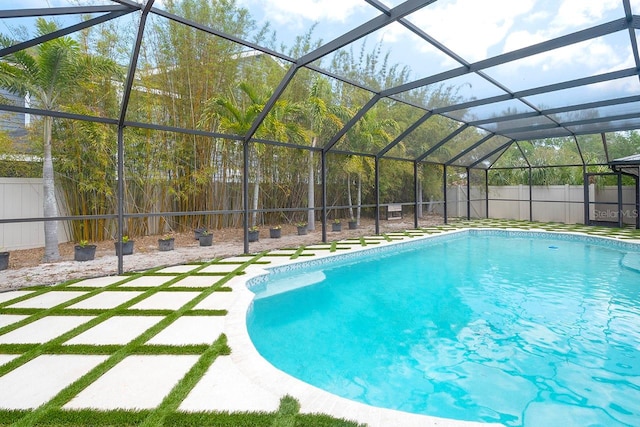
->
{"left": 1, "top": 220, "right": 638, "bottom": 426}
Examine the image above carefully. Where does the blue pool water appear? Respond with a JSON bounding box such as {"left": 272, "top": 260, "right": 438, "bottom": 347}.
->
{"left": 247, "top": 231, "right": 640, "bottom": 426}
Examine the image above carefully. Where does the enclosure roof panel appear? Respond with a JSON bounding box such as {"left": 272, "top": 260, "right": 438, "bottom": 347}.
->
{"left": 2, "top": 0, "right": 640, "bottom": 168}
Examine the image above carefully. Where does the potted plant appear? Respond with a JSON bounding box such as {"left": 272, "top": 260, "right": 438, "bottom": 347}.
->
{"left": 194, "top": 227, "right": 206, "bottom": 240}
{"left": 332, "top": 219, "right": 342, "bottom": 232}
{"left": 348, "top": 217, "right": 358, "bottom": 230}
{"left": 296, "top": 222, "right": 308, "bottom": 235}
{"left": 158, "top": 235, "right": 175, "bottom": 251}
{"left": 248, "top": 226, "right": 259, "bottom": 242}
{"left": 114, "top": 235, "right": 134, "bottom": 256}
{"left": 74, "top": 240, "right": 97, "bottom": 261}
{"left": 199, "top": 229, "right": 213, "bottom": 246}
{"left": 269, "top": 225, "right": 282, "bottom": 239}
{"left": 0, "top": 249, "right": 9, "bottom": 271}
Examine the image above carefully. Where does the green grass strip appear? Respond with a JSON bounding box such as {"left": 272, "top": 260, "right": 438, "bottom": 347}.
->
{"left": 289, "top": 246, "right": 308, "bottom": 260}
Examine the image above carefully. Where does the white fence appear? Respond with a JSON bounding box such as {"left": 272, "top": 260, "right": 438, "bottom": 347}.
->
{"left": 1, "top": 179, "right": 637, "bottom": 250}
{"left": 446, "top": 184, "right": 638, "bottom": 225}
{"left": 0, "top": 178, "right": 69, "bottom": 251}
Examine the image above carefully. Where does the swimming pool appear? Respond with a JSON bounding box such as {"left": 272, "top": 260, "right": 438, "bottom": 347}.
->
{"left": 247, "top": 230, "right": 640, "bottom": 426}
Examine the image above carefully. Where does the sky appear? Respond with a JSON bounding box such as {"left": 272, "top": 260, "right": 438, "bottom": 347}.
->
{"left": 4, "top": 0, "right": 640, "bottom": 107}
{"left": 232, "top": 0, "right": 640, "bottom": 107}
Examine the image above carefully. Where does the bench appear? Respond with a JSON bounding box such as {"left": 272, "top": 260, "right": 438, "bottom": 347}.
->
{"left": 380, "top": 203, "right": 403, "bottom": 220}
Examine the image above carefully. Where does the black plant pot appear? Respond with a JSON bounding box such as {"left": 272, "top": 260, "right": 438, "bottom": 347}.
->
{"left": 158, "top": 238, "right": 175, "bottom": 251}
{"left": 194, "top": 228, "right": 206, "bottom": 240}
{"left": 248, "top": 230, "right": 259, "bottom": 242}
{"left": 348, "top": 221, "right": 358, "bottom": 230}
{"left": 115, "top": 241, "right": 134, "bottom": 256}
{"left": 297, "top": 226, "right": 307, "bottom": 235}
{"left": 270, "top": 228, "right": 281, "bottom": 239}
{"left": 332, "top": 223, "right": 342, "bottom": 232}
{"left": 74, "top": 245, "right": 97, "bottom": 262}
{"left": 199, "top": 234, "right": 213, "bottom": 246}
{"left": 0, "top": 252, "right": 9, "bottom": 270}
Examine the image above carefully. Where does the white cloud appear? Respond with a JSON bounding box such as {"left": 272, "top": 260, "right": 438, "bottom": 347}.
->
{"left": 407, "top": 0, "right": 537, "bottom": 62}
{"left": 240, "top": 0, "right": 366, "bottom": 26}
{"left": 552, "top": 0, "right": 621, "bottom": 31}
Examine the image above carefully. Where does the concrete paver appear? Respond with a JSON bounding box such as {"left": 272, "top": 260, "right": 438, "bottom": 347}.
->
{"left": 0, "top": 316, "right": 95, "bottom": 344}
{"left": 64, "top": 355, "right": 199, "bottom": 410}
{"left": 0, "top": 355, "right": 108, "bottom": 409}
{"left": 146, "top": 316, "right": 225, "bottom": 345}
{"left": 65, "top": 316, "right": 164, "bottom": 345}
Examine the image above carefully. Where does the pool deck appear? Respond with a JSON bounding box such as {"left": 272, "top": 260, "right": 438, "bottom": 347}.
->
{"left": 1, "top": 220, "right": 639, "bottom": 426}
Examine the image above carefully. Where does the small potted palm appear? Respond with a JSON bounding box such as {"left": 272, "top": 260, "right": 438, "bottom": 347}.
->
{"left": 194, "top": 227, "right": 206, "bottom": 240}
{"left": 332, "top": 219, "right": 342, "bottom": 232}
{"left": 199, "top": 229, "right": 213, "bottom": 246}
{"left": 0, "top": 249, "right": 9, "bottom": 271}
{"left": 248, "top": 226, "right": 259, "bottom": 242}
{"left": 115, "top": 235, "right": 134, "bottom": 256}
{"left": 296, "top": 222, "right": 308, "bottom": 235}
{"left": 348, "top": 217, "right": 358, "bottom": 230}
{"left": 269, "top": 225, "right": 282, "bottom": 239}
{"left": 75, "top": 240, "right": 97, "bottom": 261}
{"left": 158, "top": 235, "right": 175, "bottom": 251}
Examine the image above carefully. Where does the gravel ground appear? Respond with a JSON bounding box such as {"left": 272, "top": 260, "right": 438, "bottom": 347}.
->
{"left": 1, "top": 218, "right": 442, "bottom": 292}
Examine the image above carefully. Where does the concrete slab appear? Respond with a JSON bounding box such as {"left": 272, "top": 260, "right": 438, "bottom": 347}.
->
{"left": 65, "top": 316, "right": 164, "bottom": 345}
{"left": 155, "top": 265, "right": 201, "bottom": 274}
{"left": 257, "top": 256, "right": 293, "bottom": 266}
{"left": 146, "top": 316, "right": 224, "bottom": 345}
{"left": 199, "top": 264, "right": 241, "bottom": 273}
{"left": 0, "top": 355, "right": 108, "bottom": 409}
{"left": 268, "top": 250, "right": 297, "bottom": 256}
{"left": 8, "top": 291, "right": 88, "bottom": 309}
{"left": 193, "top": 291, "right": 237, "bottom": 310}
{"left": 0, "top": 316, "right": 94, "bottom": 344}
{"left": 64, "top": 355, "right": 199, "bottom": 410}
{"left": 0, "top": 291, "right": 33, "bottom": 304}
{"left": 221, "top": 256, "right": 253, "bottom": 263}
{"left": 121, "top": 276, "right": 174, "bottom": 288}
{"left": 180, "top": 356, "right": 281, "bottom": 412}
{"left": 67, "top": 276, "right": 130, "bottom": 287}
{"left": 0, "top": 314, "right": 28, "bottom": 329}
{"left": 128, "top": 292, "right": 201, "bottom": 310}
{"left": 170, "top": 276, "right": 224, "bottom": 288}
{"left": 67, "top": 291, "right": 143, "bottom": 310}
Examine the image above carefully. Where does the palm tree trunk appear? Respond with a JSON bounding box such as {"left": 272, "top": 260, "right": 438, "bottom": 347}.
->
{"left": 251, "top": 165, "right": 261, "bottom": 227}
{"left": 42, "top": 116, "right": 60, "bottom": 262}
{"left": 417, "top": 179, "right": 423, "bottom": 218}
{"left": 356, "top": 172, "right": 362, "bottom": 222}
{"left": 347, "top": 174, "right": 353, "bottom": 219}
{"left": 307, "top": 137, "right": 316, "bottom": 230}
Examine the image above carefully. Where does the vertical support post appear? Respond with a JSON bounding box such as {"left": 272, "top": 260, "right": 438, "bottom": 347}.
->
{"left": 443, "top": 164, "right": 448, "bottom": 224}
{"left": 116, "top": 127, "right": 124, "bottom": 274}
{"left": 374, "top": 156, "right": 380, "bottom": 235}
{"left": 242, "top": 141, "right": 249, "bottom": 254}
{"left": 618, "top": 172, "right": 623, "bottom": 228}
{"left": 636, "top": 171, "right": 640, "bottom": 229}
{"left": 414, "top": 161, "right": 419, "bottom": 229}
{"left": 528, "top": 167, "right": 533, "bottom": 221}
{"left": 583, "top": 172, "right": 590, "bottom": 225}
{"left": 321, "top": 151, "right": 327, "bottom": 243}
{"left": 466, "top": 167, "right": 471, "bottom": 220}
{"left": 485, "top": 169, "right": 489, "bottom": 219}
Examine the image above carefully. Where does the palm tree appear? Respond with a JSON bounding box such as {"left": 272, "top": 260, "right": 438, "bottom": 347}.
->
{"left": 0, "top": 19, "right": 116, "bottom": 261}
{"left": 200, "top": 81, "right": 308, "bottom": 227}
{"left": 344, "top": 108, "right": 398, "bottom": 222}
{"left": 302, "top": 78, "right": 344, "bottom": 230}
